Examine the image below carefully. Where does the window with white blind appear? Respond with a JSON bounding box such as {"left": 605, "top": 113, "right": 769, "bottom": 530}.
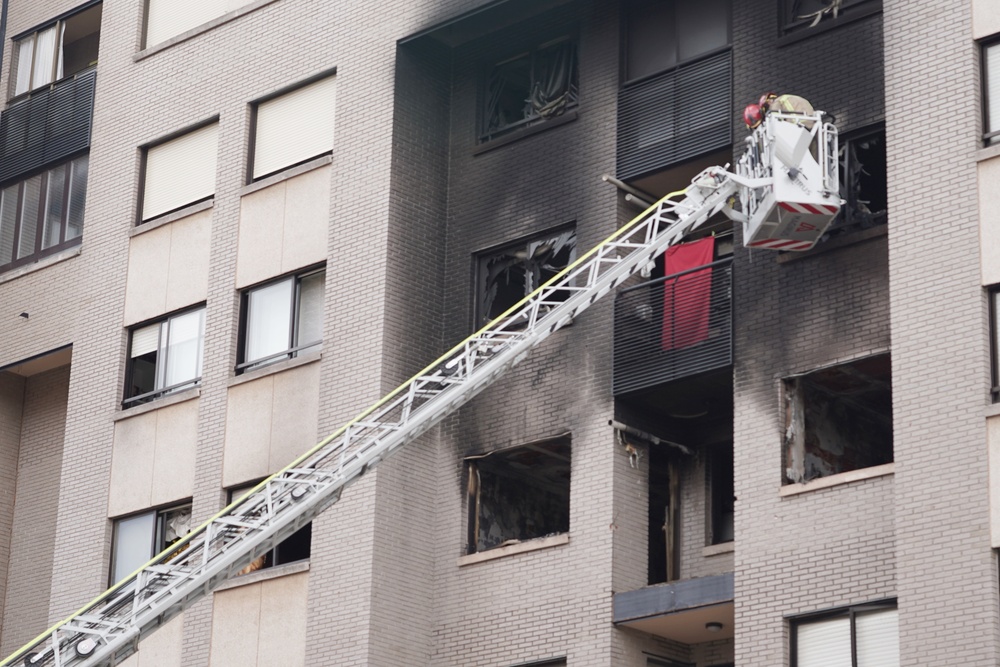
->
{"left": 984, "top": 39, "right": 1000, "bottom": 146}
{"left": 140, "top": 122, "right": 218, "bottom": 223}
{"left": 11, "top": 2, "right": 101, "bottom": 98}
{"left": 792, "top": 603, "right": 899, "bottom": 667}
{"left": 237, "top": 267, "right": 325, "bottom": 373}
{"left": 144, "top": 0, "right": 249, "bottom": 48}
{"left": 110, "top": 503, "right": 191, "bottom": 585}
{"left": 124, "top": 306, "right": 206, "bottom": 406}
{"left": 251, "top": 75, "right": 335, "bottom": 181}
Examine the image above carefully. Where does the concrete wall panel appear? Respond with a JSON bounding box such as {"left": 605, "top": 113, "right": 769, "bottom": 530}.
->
{"left": 980, "top": 156, "right": 1000, "bottom": 285}
{"left": 974, "top": 0, "right": 1000, "bottom": 40}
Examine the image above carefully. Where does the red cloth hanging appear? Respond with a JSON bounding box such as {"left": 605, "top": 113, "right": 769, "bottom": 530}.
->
{"left": 661, "top": 236, "right": 715, "bottom": 350}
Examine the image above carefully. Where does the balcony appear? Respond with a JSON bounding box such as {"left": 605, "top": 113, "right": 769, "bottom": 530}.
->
{"left": 613, "top": 259, "right": 732, "bottom": 397}
{"left": 616, "top": 50, "right": 731, "bottom": 182}
{"left": 614, "top": 572, "right": 734, "bottom": 645}
{"left": 0, "top": 67, "right": 96, "bottom": 184}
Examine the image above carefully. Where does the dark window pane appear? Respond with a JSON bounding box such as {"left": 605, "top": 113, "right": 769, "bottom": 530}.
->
{"left": 274, "top": 524, "right": 312, "bottom": 565}
{"left": 0, "top": 185, "right": 18, "bottom": 264}
{"left": 626, "top": 0, "right": 677, "bottom": 80}
{"left": 129, "top": 352, "right": 157, "bottom": 398}
{"left": 17, "top": 175, "right": 41, "bottom": 259}
{"left": 485, "top": 53, "right": 532, "bottom": 134}
{"left": 676, "top": 0, "right": 728, "bottom": 62}
{"left": 61, "top": 4, "right": 102, "bottom": 78}
{"left": 66, "top": 154, "right": 88, "bottom": 241}
{"left": 42, "top": 164, "right": 66, "bottom": 249}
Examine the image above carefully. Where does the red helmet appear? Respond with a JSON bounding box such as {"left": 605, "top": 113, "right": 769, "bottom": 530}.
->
{"left": 759, "top": 92, "right": 777, "bottom": 112}
{"left": 743, "top": 103, "right": 763, "bottom": 129}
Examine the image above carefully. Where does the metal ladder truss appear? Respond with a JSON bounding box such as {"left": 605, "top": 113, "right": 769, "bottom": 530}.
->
{"left": 2, "top": 166, "right": 744, "bottom": 667}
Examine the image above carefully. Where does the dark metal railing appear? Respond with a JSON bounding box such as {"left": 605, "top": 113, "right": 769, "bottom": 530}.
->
{"left": 121, "top": 377, "right": 201, "bottom": 409}
{"left": 613, "top": 259, "right": 732, "bottom": 396}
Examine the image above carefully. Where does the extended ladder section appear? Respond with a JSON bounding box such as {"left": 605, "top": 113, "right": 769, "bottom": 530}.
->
{"left": 2, "top": 111, "right": 840, "bottom": 667}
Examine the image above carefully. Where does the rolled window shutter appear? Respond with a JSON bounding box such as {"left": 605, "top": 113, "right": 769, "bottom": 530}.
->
{"left": 253, "top": 76, "right": 335, "bottom": 179}
{"left": 145, "top": 0, "right": 228, "bottom": 47}
{"left": 142, "top": 123, "right": 218, "bottom": 221}
{"left": 131, "top": 323, "right": 161, "bottom": 358}
{"left": 796, "top": 617, "right": 852, "bottom": 667}
{"left": 856, "top": 609, "right": 899, "bottom": 667}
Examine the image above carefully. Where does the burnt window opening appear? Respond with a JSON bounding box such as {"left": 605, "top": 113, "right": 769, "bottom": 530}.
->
{"left": 228, "top": 483, "right": 312, "bottom": 574}
{"left": 707, "top": 441, "right": 734, "bottom": 545}
{"left": 783, "top": 354, "right": 893, "bottom": 485}
{"left": 475, "top": 226, "right": 576, "bottom": 328}
{"left": 814, "top": 127, "right": 887, "bottom": 245}
{"left": 480, "top": 37, "right": 578, "bottom": 142}
{"left": 465, "top": 436, "right": 571, "bottom": 554}
{"left": 779, "top": 0, "right": 879, "bottom": 36}
{"left": 647, "top": 440, "right": 680, "bottom": 585}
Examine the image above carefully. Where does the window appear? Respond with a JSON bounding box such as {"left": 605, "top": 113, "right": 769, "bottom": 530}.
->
{"left": 228, "top": 483, "right": 311, "bottom": 574}
{"left": 237, "top": 267, "right": 324, "bottom": 373}
{"left": 480, "top": 37, "right": 578, "bottom": 142}
{"left": 110, "top": 503, "right": 191, "bottom": 585}
{"left": 465, "top": 436, "right": 571, "bottom": 554}
{"left": 140, "top": 122, "right": 218, "bottom": 223}
{"left": 707, "top": 441, "right": 734, "bottom": 545}
{"left": 11, "top": 2, "right": 101, "bottom": 98}
{"left": 783, "top": 354, "right": 892, "bottom": 484}
{"left": 829, "top": 127, "right": 887, "bottom": 236}
{"left": 792, "top": 602, "right": 899, "bottom": 667}
{"left": 0, "top": 153, "right": 88, "bottom": 273}
{"left": 475, "top": 226, "right": 576, "bottom": 328}
{"left": 984, "top": 39, "right": 1000, "bottom": 147}
{"left": 124, "top": 306, "right": 206, "bottom": 407}
{"left": 250, "top": 75, "right": 336, "bottom": 181}
{"left": 779, "top": 0, "right": 879, "bottom": 36}
{"left": 624, "top": 0, "right": 730, "bottom": 82}
{"left": 991, "top": 289, "right": 1000, "bottom": 402}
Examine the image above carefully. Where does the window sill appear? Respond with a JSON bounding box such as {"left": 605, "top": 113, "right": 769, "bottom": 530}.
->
{"left": 473, "top": 110, "right": 578, "bottom": 156}
{"left": 0, "top": 245, "right": 82, "bottom": 285}
{"left": 229, "top": 350, "right": 322, "bottom": 388}
{"left": 702, "top": 541, "right": 734, "bottom": 557}
{"left": 776, "top": 2, "right": 883, "bottom": 48}
{"left": 241, "top": 154, "right": 332, "bottom": 197}
{"left": 774, "top": 224, "right": 887, "bottom": 264}
{"left": 133, "top": 199, "right": 214, "bottom": 237}
{"left": 134, "top": 0, "right": 281, "bottom": 61}
{"left": 985, "top": 402, "right": 1000, "bottom": 418}
{"left": 978, "top": 143, "right": 1000, "bottom": 163}
{"left": 780, "top": 462, "right": 894, "bottom": 497}
{"left": 457, "top": 533, "right": 569, "bottom": 567}
{"left": 215, "top": 560, "right": 309, "bottom": 592}
{"left": 114, "top": 386, "right": 201, "bottom": 422}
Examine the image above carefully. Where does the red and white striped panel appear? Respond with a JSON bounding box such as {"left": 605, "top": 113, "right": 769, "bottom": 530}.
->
{"left": 778, "top": 201, "right": 839, "bottom": 215}
{"left": 747, "top": 238, "right": 815, "bottom": 251}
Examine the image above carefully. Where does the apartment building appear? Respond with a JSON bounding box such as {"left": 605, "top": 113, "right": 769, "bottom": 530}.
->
{"left": 0, "top": 0, "right": 996, "bottom": 665}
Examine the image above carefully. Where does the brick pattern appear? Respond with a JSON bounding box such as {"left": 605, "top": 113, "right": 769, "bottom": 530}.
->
{"left": 0, "top": 373, "right": 25, "bottom": 650}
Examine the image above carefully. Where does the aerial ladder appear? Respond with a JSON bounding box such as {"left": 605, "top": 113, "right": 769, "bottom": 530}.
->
{"left": 1, "top": 109, "right": 841, "bottom": 667}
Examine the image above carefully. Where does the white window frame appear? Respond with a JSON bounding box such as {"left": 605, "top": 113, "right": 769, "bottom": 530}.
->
{"left": 124, "top": 305, "right": 206, "bottom": 407}
{"left": 236, "top": 266, "right": 325, "bottom": 373}
{"left": 109, "top": 502, "right": 191, "bottom": 586}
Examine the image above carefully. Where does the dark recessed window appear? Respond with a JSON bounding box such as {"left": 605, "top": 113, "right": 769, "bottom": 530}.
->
{"left": 779, "top": 0, "right": 879, "bottom": 36}
{"left": 783, "top": 354, "right": 893, "bottom": 484}
{"left": 237, "top": 267, "right": 325, "bottom": 373}
{"left": 480, "top": 37, "right": 578, "bottom": 142}
{"left": 11, "top": 2, "right": 101, "bottom": 99}
{"left": 791, "top": 602, "right": 898, "bottom": 666}
{"left": 228, "top": 483, "right": 312, "bottom": 574}
{"left": 821, "top": 126, "right": 887, "bottom": 242}
{"left": 0, "top": 153, "right": 88, "bottom": 273}
{"left": 110, "top": 503, "right": 191, "bottom": 585}
{"left": 624, "top": 0, "right": 730, "bottom": 82}
{"left": 124, "top": 306, "right": 205, "bottom": 407}
{"left": 465, "top": 436, "right": 571, "bottom": 554}
{"left": 708, "top": 441, "right": 734, "bottom": 545}
{"left": 983, "top": 39, "right": 1000, "bottom": 147}
{"left": 475, "top": 226, "right": 576, "bottom": 328}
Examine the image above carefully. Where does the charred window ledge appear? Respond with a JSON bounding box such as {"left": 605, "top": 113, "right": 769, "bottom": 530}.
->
{"left": 774, "top": 225, "right": 886, "bottom": 264}
{"left": 113, "top": 386, "right": 200, "bottom": 422}
{"left": 457, "top": 533, "right": 569, "bottom": 567}
{"left": 214, "top": 560, "right": 309, "bottom": 592}
{"left": 780, "top": 462, "right": 894, "bottom": 497}
{"left": 702, "top": 542, "right": 734, "bottom": 557}
{"left": 472, "top": 111, "right": 578, "bottom": 156}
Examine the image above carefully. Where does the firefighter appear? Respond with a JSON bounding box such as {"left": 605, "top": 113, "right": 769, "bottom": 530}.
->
{"left": 743, "top": 103, "right": 764, "bottom": 130}
{"left": 759, "top": 92, "right": 815, "bottom": 124}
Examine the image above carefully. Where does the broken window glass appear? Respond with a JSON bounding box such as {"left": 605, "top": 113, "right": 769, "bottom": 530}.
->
{"left": 465, "top": 436, "right": 571, "bottom": 554}
{"left": 476, "top": 227, "right": 576, "bottom": 328}
{"left": 781, "top": 0, "right": 875, "bottom": 34}
{"left": 820, "top": 127, "right": 887, "bottom": 242}
{"left": 481, "top": 37, "right": 578, "bottom": 141}
{"left": 783, "top": 354, "right": 892, "bottom": 484}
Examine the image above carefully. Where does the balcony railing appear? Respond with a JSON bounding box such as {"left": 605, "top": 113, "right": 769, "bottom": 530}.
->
{"left": 616, "top": 50, "right": 731, "bottom": 181}
{"left": 0, "top": 67, "right": 96, "bottom": 184}
{"left": 613, "top": 259, "right": 732, "bottom": 396}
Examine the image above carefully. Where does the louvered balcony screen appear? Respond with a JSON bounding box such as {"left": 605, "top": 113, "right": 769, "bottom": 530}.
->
{"left": 613, "top": 260, "right": 732, "bottom": 396}
{"left": 616, "top": 51, "right": 732, "bottom": 181}
{"left": 0, "top": 68, "right": 95, "bottom": 185}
